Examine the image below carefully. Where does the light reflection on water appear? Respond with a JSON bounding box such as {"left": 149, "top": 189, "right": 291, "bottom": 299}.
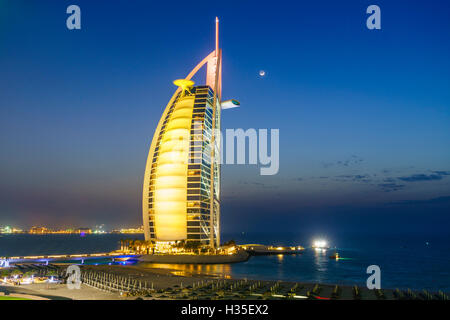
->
{"left": 138, "top": 262, "right": 233, "bottom": 278}
{"left": 313, "top": 248, "right": 329, "bottom": 282}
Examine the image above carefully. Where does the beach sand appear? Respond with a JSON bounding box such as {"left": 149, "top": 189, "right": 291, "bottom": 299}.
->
{"left": 0, "top": 283, "right": 123, "bottom": 300}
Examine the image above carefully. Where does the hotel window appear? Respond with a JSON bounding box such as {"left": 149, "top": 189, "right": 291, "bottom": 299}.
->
{"left": 187, "top": 201, "right": 200, "bottom": 207}
{"left": 190, "top": 152, "right": 202, "bottom": 158}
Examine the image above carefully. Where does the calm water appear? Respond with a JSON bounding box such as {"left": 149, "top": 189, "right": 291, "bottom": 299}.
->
{"left": 1, "top": 232, "right": 449, "bottom": 292}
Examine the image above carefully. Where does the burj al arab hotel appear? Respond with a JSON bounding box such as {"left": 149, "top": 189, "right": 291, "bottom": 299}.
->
{"left": 142, "top": 18, "right": 239, "bottom": 248}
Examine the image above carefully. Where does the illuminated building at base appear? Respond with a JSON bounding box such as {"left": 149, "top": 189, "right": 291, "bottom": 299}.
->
{"left": 142, "top": 18, "right": 238, "bottom": 248}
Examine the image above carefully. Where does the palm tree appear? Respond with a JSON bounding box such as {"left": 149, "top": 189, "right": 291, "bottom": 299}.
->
{"left": 1, "top": 269, "right": 11, "bottom": 278}
{"left": 10, "top": 269, "right": 23, "bottom": 278}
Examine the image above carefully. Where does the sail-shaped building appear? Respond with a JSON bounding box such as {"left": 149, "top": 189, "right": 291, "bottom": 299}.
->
{"left": 142, "top": 18, "right": 236, "bottom": 248}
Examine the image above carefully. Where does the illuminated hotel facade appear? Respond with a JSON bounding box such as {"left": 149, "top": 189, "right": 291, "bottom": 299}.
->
{"left": 142, "top": 18, "right": 236, "bottom": 248}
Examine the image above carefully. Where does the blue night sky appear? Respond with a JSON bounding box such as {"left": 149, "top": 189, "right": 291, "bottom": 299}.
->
{"left": 1, "top": 0, "right": 449, "bottom": 235}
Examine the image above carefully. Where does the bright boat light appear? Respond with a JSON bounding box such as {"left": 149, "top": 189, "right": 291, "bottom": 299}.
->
{"left": 312, "top": 239, "right": 328, "bottom": 249}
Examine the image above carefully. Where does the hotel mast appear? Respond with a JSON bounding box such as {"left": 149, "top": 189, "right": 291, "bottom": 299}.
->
{"left": 142, "top": 18, "right": 236, "bottom": 248}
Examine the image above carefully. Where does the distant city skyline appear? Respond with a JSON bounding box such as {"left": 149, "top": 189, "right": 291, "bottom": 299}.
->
{"left": 1, "top": 0, "right": 449, "bottom": 235}
{"left": 0, "top": 224, "right": 144, "bottom": 234}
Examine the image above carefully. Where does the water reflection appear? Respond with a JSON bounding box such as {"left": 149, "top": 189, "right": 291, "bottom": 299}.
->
{"left": 138, "top": 262, "right": 232, "bottom": 278}
{"left": 313, "top": 248, "right": 328, "bottom": 281}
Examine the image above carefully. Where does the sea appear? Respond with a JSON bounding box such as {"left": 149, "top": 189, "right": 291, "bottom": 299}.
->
{"left": 1, "top": 231, "right": 449, "bottom": 292}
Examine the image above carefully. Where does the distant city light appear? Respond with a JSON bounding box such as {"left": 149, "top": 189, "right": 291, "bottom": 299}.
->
{"left": 0, "top": 225, "right": 144, "bottom": 234}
